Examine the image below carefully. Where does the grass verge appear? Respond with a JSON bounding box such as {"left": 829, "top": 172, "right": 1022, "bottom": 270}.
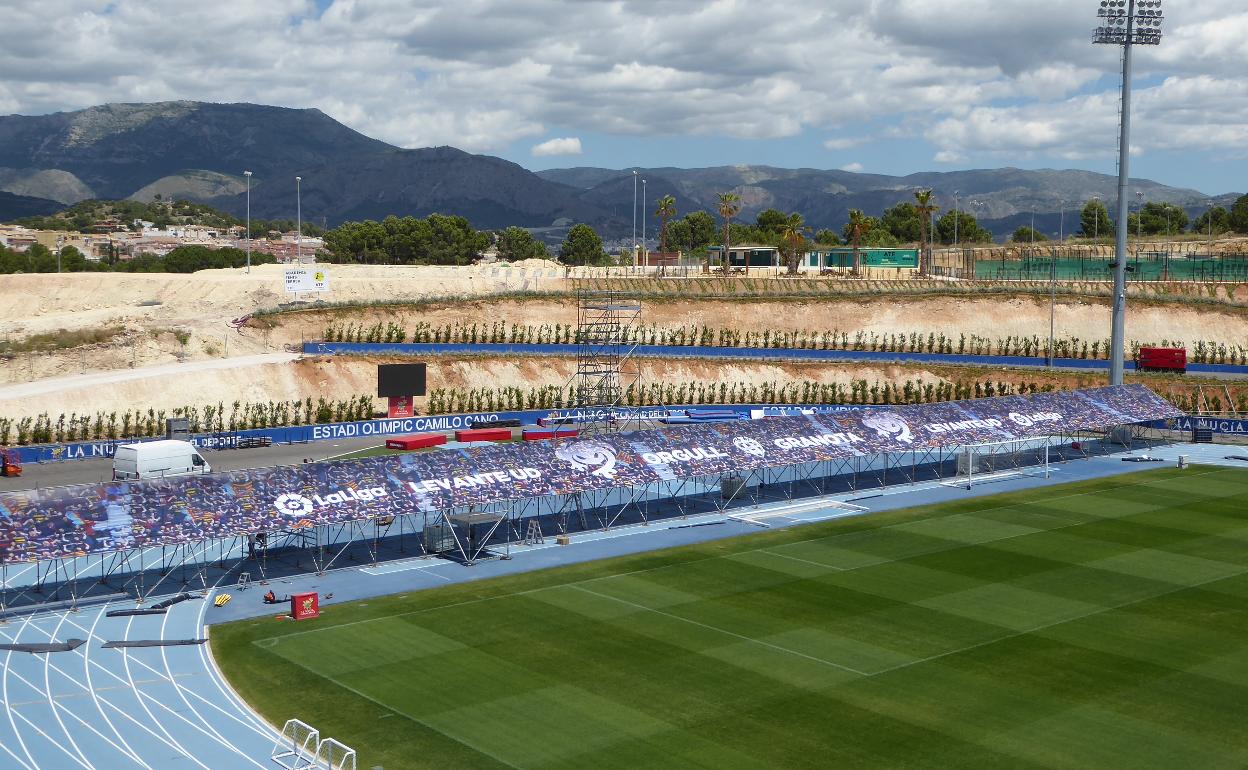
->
{"left": 0, "top": 326, "right": 126, "bottom": 356}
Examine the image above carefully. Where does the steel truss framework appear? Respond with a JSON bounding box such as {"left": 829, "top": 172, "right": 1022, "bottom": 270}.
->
{"left": 569, "top": 286, "right": 642, "bottom": 435}
{"left": 0, "top": 425, "right": 1161, "bottom": 618}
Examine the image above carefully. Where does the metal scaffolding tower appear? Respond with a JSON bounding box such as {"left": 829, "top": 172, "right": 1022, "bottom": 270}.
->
{"left": 568, "top": 287, "right": 642, "bottom": 435}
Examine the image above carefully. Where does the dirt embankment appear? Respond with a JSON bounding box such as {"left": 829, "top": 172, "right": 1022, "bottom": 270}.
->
{"left": 3, "top": 263, "right": 1246, "bottom": 421}
{"left": 275, "top": 295, "right": 1248, "bottom": 350}
{"left": 7, "top": 293, "right": 1247, "bottom": 388}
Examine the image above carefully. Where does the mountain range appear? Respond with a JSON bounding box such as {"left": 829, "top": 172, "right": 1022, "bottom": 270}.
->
{"left": 0, "top": 101, "right": 1239, "bottom": 241}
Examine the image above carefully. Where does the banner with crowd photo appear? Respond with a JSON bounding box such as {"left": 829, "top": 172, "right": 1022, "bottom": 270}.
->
{"left": 0, "top": 385, "right": 1180, "bottom": 564}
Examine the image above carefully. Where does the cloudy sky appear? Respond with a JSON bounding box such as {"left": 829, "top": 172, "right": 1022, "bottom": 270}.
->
{"left": 1, "top": 0, "right": 1244, "bottom": 194}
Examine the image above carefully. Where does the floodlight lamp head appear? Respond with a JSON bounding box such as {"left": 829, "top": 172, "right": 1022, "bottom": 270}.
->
{"left": 1093, "top": 0, "right": 1164, "bottom": 45}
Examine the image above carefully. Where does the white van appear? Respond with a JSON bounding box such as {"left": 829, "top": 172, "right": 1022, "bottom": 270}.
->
{"left": 112, "top": 440, "right": 211, "bottom": 481}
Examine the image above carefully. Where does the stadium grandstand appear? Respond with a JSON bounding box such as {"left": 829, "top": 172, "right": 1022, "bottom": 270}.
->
{"left": 0, "top": 385, "right": 1180, "bottom": 615}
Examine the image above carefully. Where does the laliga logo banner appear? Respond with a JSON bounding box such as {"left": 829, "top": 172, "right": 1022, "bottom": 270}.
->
{"left": 555, "top": 441, "right": 620, "bottom": 479}
{"left": 861, "top": 412, "right": 913, "bottom": 444}
{"left": 272, "top": 487, "right": 388, "bottom": 517}
{"left": 273, "top": 493, "right": 313, "bottom": 517}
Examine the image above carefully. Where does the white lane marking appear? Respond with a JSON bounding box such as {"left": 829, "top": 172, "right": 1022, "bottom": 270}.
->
{"left": 156, "top": 593, "right": 276, "bottom": 765}
{"left": 40, "top": 607, "right": 94, "bottom": 769}
{"left": 118, "top": 610, "right": 214, "bottom": 770}
{"left": 82, "top": 602, "right": 153, "bottom": 768}
{"left": 0, "top": 622, "right": 231, "bottom": 765}
{"left": 51, "top": 604, "right": 278, "bottom": 748}
{"left": 8, "top": 706, "right": 92, "bottom": 770}
{"left": 2, "top": 608, "right": 40, "bottom": 770}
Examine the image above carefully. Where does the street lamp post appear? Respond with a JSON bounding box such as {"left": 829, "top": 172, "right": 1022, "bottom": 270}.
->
{"left": 641, "top": 179, "right": 647, "bottom": 265}
{"left": 1096, "top": 0, "right": 1164, "bottom": 386}
{"left": 1090, "top": 195, "right": 1101, "bottom": 241}
{"left": 1207, "top": 199, "right": 1214, "bottom": 256}
{"left": 244, "top": 170, "right": 252, "bottom": 273}
{"left": 953, "top": 190, "right": 960, "bottom": 247}
{"left": 632, "top": 170, "right": 638, "bottom": 268}
{"left": 295, "top": 176, "right": 302, "bottom": 263}
{"left": 1049, "top": 237, "right": 1057, "bottom": 368}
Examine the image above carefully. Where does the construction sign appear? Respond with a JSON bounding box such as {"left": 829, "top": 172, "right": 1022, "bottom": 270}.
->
{"left": 284, "top": 268, "right": 330, "bottom": 293}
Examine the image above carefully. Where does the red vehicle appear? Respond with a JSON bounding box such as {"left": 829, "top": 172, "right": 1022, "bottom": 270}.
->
{"left": 0, "top": 448, "right": 20, "bottom": 477}
{"left": 1137, "top": 346, "right": 1187, "bottom": 373}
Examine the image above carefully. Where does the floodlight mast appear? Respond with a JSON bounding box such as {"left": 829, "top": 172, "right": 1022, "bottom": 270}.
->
{"left": 1095, "top": 0, "right": 1163, "bottom": 386}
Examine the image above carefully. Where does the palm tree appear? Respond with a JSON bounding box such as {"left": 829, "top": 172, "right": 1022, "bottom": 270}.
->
{"left": 716, "top": 192, "right": 741, "bottom": 275}
{"left": 779, "top": 212, "right": 809, "bottom": 275}
{"left": 845, "top": 209, "right": 871, "bottom": 275}
{"left": 913, "top": 189, "right": 938, "bottom": 275}
{"left": 655, "top": 195, "right": 677, "bottom": 254}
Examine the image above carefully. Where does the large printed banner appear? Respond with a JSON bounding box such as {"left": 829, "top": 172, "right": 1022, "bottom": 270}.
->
{"left": 0, "top": 386, "right": 1179, "bottom": 564}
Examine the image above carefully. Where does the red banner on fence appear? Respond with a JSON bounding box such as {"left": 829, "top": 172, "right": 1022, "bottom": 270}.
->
{"left": 388, "top": 396, "right": 414, "bottom": 418}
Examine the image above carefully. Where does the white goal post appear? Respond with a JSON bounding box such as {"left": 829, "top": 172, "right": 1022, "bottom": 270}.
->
{"left": 272, "top": 719, "right": 319, "bottom": 769}
{"left": 271, "top": 718, "right": 357, "bottom": 770}
{"left": 942, "top": 436, "right": 1055, "bottom": 490}
{"left": 315, "top": 738, "right": 358, "bottom": 770}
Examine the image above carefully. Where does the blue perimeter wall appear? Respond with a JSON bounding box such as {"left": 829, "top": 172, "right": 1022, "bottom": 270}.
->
{"left": 302, "top": 341, "right": 1248, "bottom": 376}
{"left": 13, "top": 403, "right": 867, "bottom": 465}
{"left": 18, "top": 405, "right": 1241, "bottom": 466}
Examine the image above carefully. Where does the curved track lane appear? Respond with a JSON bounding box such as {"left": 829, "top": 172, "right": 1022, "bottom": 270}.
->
{"left": 0, "top": 583, "right": 278, "bottom": 769}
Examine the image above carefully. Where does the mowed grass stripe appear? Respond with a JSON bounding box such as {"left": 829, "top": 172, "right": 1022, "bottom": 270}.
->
{"left": 213, "top": 467, "right": 1248, "bottom": 769}
{"left": 262, "top": 467, "right": 1233, "bottom": 644}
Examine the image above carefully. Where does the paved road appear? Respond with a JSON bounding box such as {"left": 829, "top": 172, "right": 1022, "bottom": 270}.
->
{"left": 0, "top": 353, "right": 300, "bottom": 401}
{"left": 0, "top": 437, "right": 385, "bottom": 493}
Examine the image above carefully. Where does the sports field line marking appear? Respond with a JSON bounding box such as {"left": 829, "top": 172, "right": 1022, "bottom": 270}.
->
{"left": 568, "top": 584, "right": 870, "bottom": 677}
{"left": 868, "top": 560, "right": 1248, "bottom": 678}
{"left": 756, "top": 550, "right": 846, "bottom": 571}
{"left": 261, "top": 468, "right": 1234, "bottom": 644}
{"left": 267, "top": 653, "right": 524, "bottom": 770}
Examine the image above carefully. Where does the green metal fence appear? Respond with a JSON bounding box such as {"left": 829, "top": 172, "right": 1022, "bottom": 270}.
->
{"left": 974, "top": 251, "right": 1248, "bottom": 282}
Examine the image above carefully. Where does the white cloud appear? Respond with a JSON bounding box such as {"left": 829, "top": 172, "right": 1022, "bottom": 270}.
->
{"left": 0, "top": 0, "right": 1243, "bottom": 172}
{"left": 824, "top": 137, "right": 868, "bottom": 151}
{"left": 839, "top": 162, "right": 864, "bottom": 172}
{"left": 531, "top": 137, "right": 583, "bottom": 157}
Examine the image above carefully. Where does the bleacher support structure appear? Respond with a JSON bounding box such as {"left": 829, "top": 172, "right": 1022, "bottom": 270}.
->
{"left": 0, "top": 386, "right": 1181, "bottom": 615}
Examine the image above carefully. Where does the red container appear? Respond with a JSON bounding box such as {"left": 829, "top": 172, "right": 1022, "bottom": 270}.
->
{"left": 522, "top": 429, "right": 579, "bottom": 441}
{"left": 385, "top": 433, "right": 447, "bottom": 450}
{"left": 291, "top": 592, "right": 320, "bottom": 621}
{"left": 455, "top": 427, "right": 513, "bottom": 442}
{"left": 1138, "top": 347, "right": 1186, "bottom": 373}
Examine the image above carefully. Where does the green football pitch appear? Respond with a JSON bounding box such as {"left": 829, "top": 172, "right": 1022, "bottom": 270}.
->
{"left": 212, "top": 467, "right": 1248, "bottom": 769}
